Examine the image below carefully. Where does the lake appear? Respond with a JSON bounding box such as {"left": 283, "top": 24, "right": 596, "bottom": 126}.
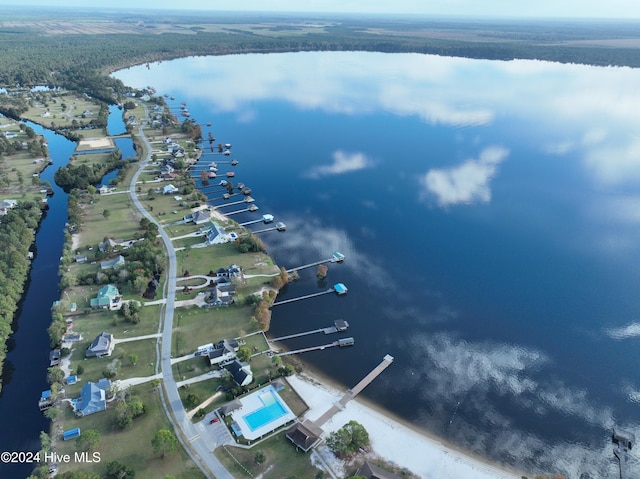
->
{"left": 114, "top": 52, "right": 640, "bottom": 477}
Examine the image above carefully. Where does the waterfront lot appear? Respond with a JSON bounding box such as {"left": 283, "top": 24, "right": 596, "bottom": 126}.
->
{"left": 54, "top": 384, "right": 205, "bottom": 479}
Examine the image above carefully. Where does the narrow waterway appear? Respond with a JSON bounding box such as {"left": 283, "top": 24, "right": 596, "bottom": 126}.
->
{"left": 0, "top": 107, "right": 130, "bottom": 478}
{"left": 0, "top": 121, "right": 75, "bottom": 478}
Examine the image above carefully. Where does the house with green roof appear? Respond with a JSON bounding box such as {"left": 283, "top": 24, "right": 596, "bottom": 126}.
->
{"left": 90, "top": 284, "right": 120, "bottom": 309}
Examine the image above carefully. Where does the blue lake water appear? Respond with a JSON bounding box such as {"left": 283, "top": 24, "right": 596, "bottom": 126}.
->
{"left": 114, "top": 52, "right": 640, "bottom": 477}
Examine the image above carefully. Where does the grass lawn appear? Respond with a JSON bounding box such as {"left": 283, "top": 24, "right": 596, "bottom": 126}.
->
{"left": 52, "top": 385, "right": 205, "bottom": 479}
{"left": 21, "top": 91, "right": 104, "bottom": 130}
{"left": 215, "top": 431, "right": 322, "bottom": 479}
{"left": 172, "top": 304, "right": 257, "bottom": 357}
{"left": 76, "top": 189, "right": 142, "bottom": 249}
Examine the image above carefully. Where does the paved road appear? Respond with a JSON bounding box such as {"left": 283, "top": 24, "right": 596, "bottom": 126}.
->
{"left": 129, "top": 106, "right": 234, "bottom": 479}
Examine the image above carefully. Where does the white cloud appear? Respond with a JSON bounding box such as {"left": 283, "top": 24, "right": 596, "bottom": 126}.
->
{"left": 605, "top": 322, "right": 640, "bottom": 340}
{"left": 305, "top": 150, "right": 374, "bottom": 179}
{"left": 420, "top": 146, "right": 508, "bottom": 206}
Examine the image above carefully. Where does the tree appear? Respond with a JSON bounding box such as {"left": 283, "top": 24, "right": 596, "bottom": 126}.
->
{"left": 47, "top": 367, "right": 65, "bottom": 385}
{"left": 326, "top": 421, "right": 370, "bottom": 458}
{"left": 105, "top": 461, "right": 135, "bottom": 479}
{"left": 185, "top": 392, "right": 201, "bottom": 409}
{"left": 254, "top": 451, "right": 266, "bottom": 464}
{"left": 44, "top": 406, "right": 59, "bottom": 421}
{"left": 151, "top": 429, "right": 178, "bottom": 457}
{"left": 237, "top": 346, "right": 252, "bottom": 362}
{"left": 316, "top": 264, "right": 328, "bottom": 279}
{"left": 129, "top": 353, "right": 138, "bottom": 366}
{"left": 76, "top": 428, "right": 101, "bottom": 452}
{"left": 103, "top": 209, "right": 111, "bottom": 219}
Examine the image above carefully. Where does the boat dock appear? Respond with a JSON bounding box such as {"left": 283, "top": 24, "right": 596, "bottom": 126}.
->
{"left": 253, "top": 223, "right": 286, "bottom": 234}
{"left": 268, "top": 320, "right": 349, "bottom": 342}
{"left": 286, "top": 252, "right": 345, "bottom": 273}
{"left": 240, "top": 214, "right": 274, "bottom": 227}
{"left": 224, "top": 205, "right": 259, "bottom": 216}
{"left": 274, "top": 337, "right": 354, "bottom": 357}
{"left": 313, "top": 354, "right": 394, "bottom": 427}
{"left": 272, "top": 288, "right": 335, "bottom": 306}
{"left": 272, "top": 283, "right": 347, "bottom": 306}
{"left": 213, "top": 197, "right": 254, "bottom": 209}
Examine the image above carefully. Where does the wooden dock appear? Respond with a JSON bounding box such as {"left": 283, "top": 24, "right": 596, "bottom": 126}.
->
{"left": 268, "top": 320, "right": 349, "bottom": 342}
{"left": 213, "top": 197, "right": 254, "bottom": 209}
{"left": 313, "top": 354, "right": 394, "bottom": 427}
{"left": 286, "top": 252, "right": 345, "bottom": 273}
{"left": 271, "top": 288, "right": 334, "bottom": 306}
{"left": 274, "top": 337, "right": 354, "bottom": 357}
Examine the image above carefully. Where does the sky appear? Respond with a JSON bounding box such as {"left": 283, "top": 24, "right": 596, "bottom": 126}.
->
{"left": 8, "top": 0, "right": 640, "bottom": 19}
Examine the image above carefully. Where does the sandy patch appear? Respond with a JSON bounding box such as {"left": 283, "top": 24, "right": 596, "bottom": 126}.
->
{"left": 71, "top": 233, "right": 80, "bottom": 251}
{"left": 287, "top": 373, "right": 523, "bottom": 479}
{"left": 77, "top": 137, "right": 114, "bottom": 150}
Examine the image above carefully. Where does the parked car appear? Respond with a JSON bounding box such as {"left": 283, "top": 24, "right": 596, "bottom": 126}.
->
{"left": 210, "top": 417, "right": 219, "bottom": 424}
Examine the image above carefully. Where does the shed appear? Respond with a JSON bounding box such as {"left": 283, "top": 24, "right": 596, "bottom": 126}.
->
{"left": 63, "top": 428, "right": 81, "bottom": 441}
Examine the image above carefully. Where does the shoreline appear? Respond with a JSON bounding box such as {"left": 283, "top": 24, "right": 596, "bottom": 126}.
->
{"left": 287, "top": 370, "right": 525, "bottom": 479}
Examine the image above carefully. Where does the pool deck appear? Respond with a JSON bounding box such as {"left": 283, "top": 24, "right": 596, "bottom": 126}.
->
{"left": 230, "top": 385, "right": 296, "bottom": 441}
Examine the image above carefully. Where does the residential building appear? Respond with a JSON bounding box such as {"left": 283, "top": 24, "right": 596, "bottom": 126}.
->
{"left": 227, "top": 360, "right": 253, "bottom": 387}
{"left": 90, "top": 284, "right": 120, "bottom": 309}
{"left": 100, "top": 255, "right": 125, "bottom": 270}
{"left": 74, "top": 379, "right": 111, "bottom": 416}
{"left": 85, "top": 332, "right": 114, "bottom": 358}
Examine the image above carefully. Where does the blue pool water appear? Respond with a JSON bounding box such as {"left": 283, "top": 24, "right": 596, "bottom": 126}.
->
{"left": 244, "top": 391, "right": 287, "bottom": 431}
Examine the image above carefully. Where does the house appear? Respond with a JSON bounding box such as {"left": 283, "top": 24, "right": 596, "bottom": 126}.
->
{"left": 357, "top": 462, "right": 405, "bottom": 479}
{"left": 100, "top": 255, "right": 125, "bottom": 270}
{"left": 98, "top": 185, "right": 115, "bottom": 194}
{"left": 74, "top": 378, "right": 111, "bottom": 416}
{"left": 90, "top": 284, "right": 120, "bottom": 309}
{"left": 207, "top": 338, "right": 239, "bottom": 365}
{"left": 98, "top": 238, "right": 137, "bottom": 253}
{"left": 227, "top": 360, "right": 253, "bottom": 387}
{"left": 85, "top": 332, "right": 114, "bottom": 358}
{"left": 0, "top": 199, "right": 18, "bottom": 211}
{"left": 184, "top": 210, "right": 210, "bottom": 225}
{"left": 286, "top": 420, "right": 323, "bottom": 452}
{"left": 215, "top": 264, "right": 240, "bottom": 279}
{"left": 205, "top": 222, "right": 227, "bottom": 245}
{"left": 163, "top": 184, "right": 179, "bottom": 195}
{"left": 74, "top": 254, "right": 88, "bottom": 263}
{"left": 208, "top": 345, "right": 237, "bottom": 366}
{"left": 211, "top": 283, "right": 236, "bottom": 306}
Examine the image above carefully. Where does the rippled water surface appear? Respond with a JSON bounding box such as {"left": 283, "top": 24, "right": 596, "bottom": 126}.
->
{"left": 114, "top": 52, "right": 640, "bottom": 477}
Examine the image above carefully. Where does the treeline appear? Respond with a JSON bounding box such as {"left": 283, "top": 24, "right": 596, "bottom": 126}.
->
{"left": 1, "top": 17, "right": 640, "bottom": 107}
{"left": 0, "top": 201, "right": 42, "bottom": 392}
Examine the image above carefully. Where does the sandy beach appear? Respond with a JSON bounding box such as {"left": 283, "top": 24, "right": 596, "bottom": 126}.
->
{"left": 287, "top": 373, "right": 523, "bottom": 479}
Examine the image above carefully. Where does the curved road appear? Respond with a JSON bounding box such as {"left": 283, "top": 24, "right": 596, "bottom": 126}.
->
{"left": 129, "top": 106, "right": 233, "bottom": 479}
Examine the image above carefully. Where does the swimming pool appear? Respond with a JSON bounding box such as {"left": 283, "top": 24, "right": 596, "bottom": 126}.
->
{"left": 244, "top": 391, "right": 287, "bottom": 431}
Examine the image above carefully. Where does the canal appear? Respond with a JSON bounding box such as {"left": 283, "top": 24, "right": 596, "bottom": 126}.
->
{"left": 0, "top": 107, "right": 131, "bottom": 478}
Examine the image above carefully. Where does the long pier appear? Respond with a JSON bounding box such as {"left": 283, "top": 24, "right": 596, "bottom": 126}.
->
{"left": 213, "top": 197, "right": 254, "bottom": 209}
{"left": 268, "top": 321, "right": 348, "bottom": 342}
{"left": 271, "top": 288, "right": 334, "bottom": 306}
{"left": 253, "top": 225, "right": 284, "bottom": 234}
{"left": 224, "top": 206, "right": 258, "bottom": 216}
{"left": 274, "top": 338, "right": 354, "bottom": 357}
{"left": 313, "top": 354, "right": 394, "bottom": 427}
{"left": 286, "top": 252, "right": 345, "bottom": 273}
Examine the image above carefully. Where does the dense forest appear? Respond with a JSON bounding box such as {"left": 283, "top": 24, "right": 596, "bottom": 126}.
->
{"left": 1, "top": 10, "right": 640, "bottom": 104}
{"left": 0, "top": 202, "right": 42, "bottom": 393}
